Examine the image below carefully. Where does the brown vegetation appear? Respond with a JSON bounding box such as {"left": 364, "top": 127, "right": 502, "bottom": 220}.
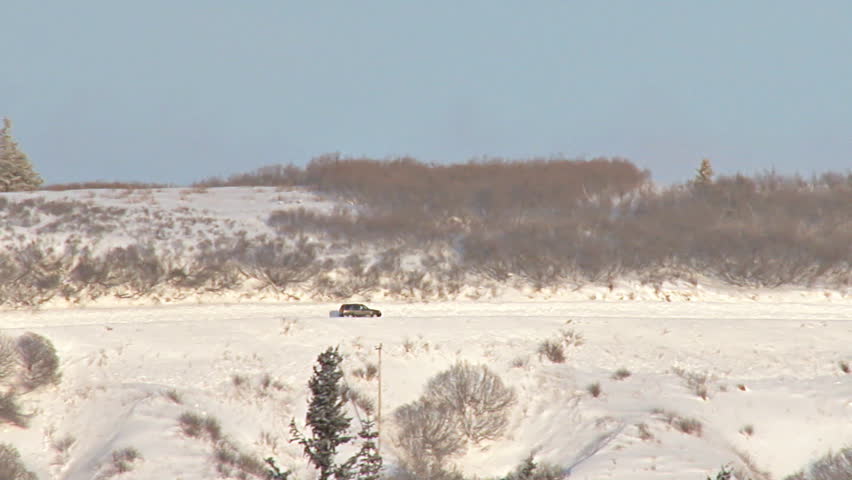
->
{"left": 0, "top": 443, "right": 37, "bottom": 480}
{"left": 42, "top": 181, "right": 172, "bottom": 191}
{"left": 1, "top": 156, "right": 849, "bottom": 306}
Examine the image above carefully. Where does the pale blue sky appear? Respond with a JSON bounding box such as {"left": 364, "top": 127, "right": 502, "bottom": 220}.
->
{"left": 2, "top": 1, "right": 851, "bottom": 185}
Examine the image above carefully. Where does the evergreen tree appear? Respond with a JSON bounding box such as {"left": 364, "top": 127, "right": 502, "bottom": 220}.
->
{"left": 706, "top": 464, "right": 733, "bottom": 480}
{"left": 275, "top": 346, "right": 384, "bottom": 480}
{"left": 694, "top": 158, "right": 714, "bottom": 186}
{"left": 264, "top": 457, "right": 292, "bottom": 479}
{"left": 0, "top": 118, "right": 42, "bottom": 192}
{"left": 498, "top": 453, "right": 568, "bottom": 480}
{"left": 289, "top": 346, "right": 354, "bottom": 480}
{"left": 350, "top": 419, "right": 383, "bottom": 480}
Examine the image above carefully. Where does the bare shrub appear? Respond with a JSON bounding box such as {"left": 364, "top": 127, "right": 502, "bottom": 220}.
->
{"left": 162, "top": 389, "right": 183, "bottom": 404}
{"left": 0, "top": 443, "right": 37, "bottom": 480}
{"left": 342, "top": 385, "right": 376, "bottom": 416}
{"left": 259, "top": 373, "right": 272, "bottom": 391}
{"left": 674, "top": 417, "right": 703, "bottom": 436}
{"left": 235, "top": 237, "right": 319, "bottom": 292}
{"left": 110, "top": 447, "right": 142, "bottom": 474}
{"left": 93, "top": 447, "right": 143, "bottom": 479}
{"left": 586, "top": 382, "right": 602, "bottom": 398}
{"left": 559, "top": 328, "right": 584, "bottom": 347}
{"left": 50, "top": 434, "right": 76, "bottom": 466}
{"left": 608, "top": 170, "right": 852, "bottom": 288}
{"left": 52, "top": 434, "right": 76, "bottom": 452}
{"left": 232, "top": 374, "right": 248, "bottom": 388}
{"left": 0, "top": 392, "right": 29, "bottom": 427}
{"left": 672, "top": 366, "right": 711, "bottom": 400}
{"left": 651, "top": 408, "right": 703, "bottom": 437}
{"left": 178, "top": 409, "right": 266, "bottom": 479}
{"left": 16, "top": 331, "right": 61, "bottom": 391}
{"left": 65, "top": 244, "right": 167, "bottom": 299}
{"left": 635, "top": 423, "right": 654, "bottom": 441}
{"left": 352, "top": 364, "right": 382, "bottom": 382}
{"left": 393, "top": 398, "right": 466, "bottom": 479}
{"left": 611, "top": 368, "right": 631, "bottom": 380}
{"left": 537, "top": 339, "right": 565, "bottom": 364}
{"left": 178, "top": 411, "right": 222, "bottom": 443}
{"left": 280, "top": 317, "right": 299, "bottom": 335}
{"left": 784, "top": 446, "right": 852, "bottom": 480}
{"left": 537, "top": 327, "right": 584, "bottom": 365}
{"left": 363, "top": 362, "right": 379, "bottom": 381}
{"left": 740, "top": 424, "right": 754, "bottom": 436}
{"left": 42, "top": 181, "right": 170, "bottom": 191}
{"left": 304, "top": 154, "right": 648, "bottom": 219}
{"left": 170, "top": 252, "right": 243, "bottom": 294}
{"left": 6, "top": 158, "right": 847, "bottom": 304}
{"left": 0, "top": 241, "right": 68, "bottom": 307}
{"left": 840, "top": 361, "right": 850, "bottom": 374}
{"left": 732, "top": 448, "right": 772, "bottom": 480}
{"left": 0, "top": 335, "right": 17, "bottom": 382}
{"left": 203, "top": 416, "right": 223, "bottom": 442}
{"left": 510, "top": 356, "right": 529, "bottom": 369}
{"left": 178, "top": 412, "right": 204, "bottom": 439}
{"left": 423, "top": 361, "right": 516, "bottom": 443}
{"left": 193, "top": 164, "right": 304, "bottom": 188}
{"left": 383, "top": 463, "right": 465, "bottom": 480}
{"left": 214, "top": 440, "right": 268, "bottom": 480}
{"left": 100, "top": 244, "right": 166, "bottom": 297}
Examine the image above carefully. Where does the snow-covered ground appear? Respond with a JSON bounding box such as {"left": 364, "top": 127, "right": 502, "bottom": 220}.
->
{"left": 1, "top": 187, "right": 850, "bottom": 480}
{"left": 0, "top": 186, "right": 342, "bottom": 256}
{"left": 2, "top": 297, "right": 851, "bottom": 480}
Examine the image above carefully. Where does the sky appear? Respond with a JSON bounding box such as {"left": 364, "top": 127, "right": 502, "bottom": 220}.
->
{"left": 2, "top": 1, "right": 851, "bottom": 186}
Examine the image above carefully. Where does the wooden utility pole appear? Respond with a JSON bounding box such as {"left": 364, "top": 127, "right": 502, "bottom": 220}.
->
{"left": 375, "top": 343, "right": 383, "bottom": 453}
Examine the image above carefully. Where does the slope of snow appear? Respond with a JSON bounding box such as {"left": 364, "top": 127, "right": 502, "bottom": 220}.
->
{"left": 0, "top": 186, "right": 341, "bottom": 255}
{"left": 1, "top": 186, "right": 850, "bottom": 480}
{"left": 2, "top": 299, "right": 851, "bottom": 480}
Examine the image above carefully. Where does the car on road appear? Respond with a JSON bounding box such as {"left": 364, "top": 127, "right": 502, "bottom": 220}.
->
{"left": 339, "top": 303, "right": 382, "bottom": 317}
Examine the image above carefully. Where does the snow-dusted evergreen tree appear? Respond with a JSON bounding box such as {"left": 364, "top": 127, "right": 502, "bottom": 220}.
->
{"left": 290, "top": 346, "right": 354, "bottom": 480}
{"left": 284, "top": 346, "right": 384, "bottom": 480}
{"left": 0, "top": 118, "right": 42, "bottom": 192}
{"left": 499, "top": 454, "right": 568, "bottom": 480}
{"left": 349, "top": 419, "right": 383, "bottom": 480}
{"left": 694, "top": 158, "right": 714, "bottom": 186}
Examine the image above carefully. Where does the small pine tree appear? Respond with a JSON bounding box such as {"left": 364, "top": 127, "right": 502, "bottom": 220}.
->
{"left": 694, "top": 158, "right": 714, "bottom": 186}
{"left": 275, "top": 346, "right": 384, "bottom": 480}
{"left": 289, "top": 346, "right": 354, "bottom": 480}
{"left": 706, "top": 464, "right": 733, "bottom": 480}
{"left": 0, "top": 118, "right": 42, "bottom": 192}
{"left": 499, "top": 454, "right": 567, "bottom": 480}
{"left": 500, "top": 455, "right": 536, "bottom": 480}
{"left": 351, "top": 419, "right": 383, "bottom": 480}
{"left": 264, "top": 457, "right": 292, "bottom": 479}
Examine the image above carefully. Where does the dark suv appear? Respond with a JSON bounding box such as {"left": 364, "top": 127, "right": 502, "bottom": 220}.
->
{"left": 339, "top": 303, "right": 382, "bottom": 317}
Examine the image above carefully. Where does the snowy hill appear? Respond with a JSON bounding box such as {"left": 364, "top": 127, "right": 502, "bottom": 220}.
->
{"left": 1, "top": 187, "right": 850, "bottom": 480}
